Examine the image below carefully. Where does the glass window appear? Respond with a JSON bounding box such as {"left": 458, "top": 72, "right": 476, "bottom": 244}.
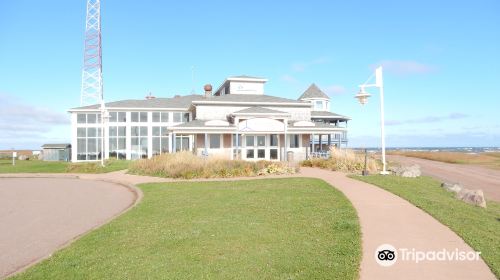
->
{"left": 246, "top": 149, "right": 254, "bottom": 158}
{"left": 314, "top": 100, "right": 323, "bottom": 110}
{"left": 109, "top": 126, "right": 117, "bottom": 137}
{"left": 209, "top": 134, "right": 221, "bottom": 149}
{"left": 87, "top": 114, "right": 97, "bottom": 123}
{"left": 161, "top": 127, "right": 168, "bottom": 135}
{"left": 257, "top": 136, "right": 265, "bottom": 146}
{"left": 109, "top": 112, "right": 117, "bottom": 122}
{"left": 118, "top": 112, "right": 126, "bottom": 122}
{"left": 77, "top": 114, "right": 86, "bottom": 124}
{"left": 161, "top": 137, "right": 169, "bottom": 153}
{"left": 289, "top": 134, "right": 299, "bottom": 148}
{"left": 161, "top": 112, "right": 169, "bottom": 122}
{"left": 270, "top": 134, "right": 278, "bottom": 146}
{"left": 257, "top": 149, "right": 265, "bottom": 158}
{"left": 140, "top": 112, "right": 148, "bottom": 122}
{"left": 87, "top": 127, "right": 97, "bottom": 137}
{"left": 270, "top": 149, "right": 278, "bottom": 160}
{"left": 152, "top": 112, "right": 160, "bottom": 122}
{"left": 77, "top": 128, "right": 86, "bottom": 137}
{"left": 131, "top": 112, "right": 139, "bottom": 122}
{"left": 173, "top": 112, "right": 181, "bottom": 122}
{"left": 232, "top": 134, "right": 241, "bottom": 147}
{"left": 152, "top": 127, "right": 160, "bottom": 137}
{"left": 181, "top": 137, "right": 189, "bottom": 151}
{"left": 152, "top": 137, "right": 160, "bottom": 155}
{"left": 118, "top": 126, "right": 126, "bottom": 136}
{"left": 140, "top": 126, "right": 148, "bottom": 136}
{"left": 183, "top": 113, "right": 190, "bottom": 122}
{"left": 246, "top": 135, "right": 254, "bottom": 147}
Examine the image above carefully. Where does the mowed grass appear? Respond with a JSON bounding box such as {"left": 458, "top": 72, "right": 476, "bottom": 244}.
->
{"left": 353, "top": 175, "right": 500, "bottom": 278}
{"left": 388, "top": 151, "right": 500, "bottom": 170}
{"left": 12, "top": 178, "right": 361, "bottom": 280}
{"left": 0, "top": 159, "right": 129, "bottom": 173}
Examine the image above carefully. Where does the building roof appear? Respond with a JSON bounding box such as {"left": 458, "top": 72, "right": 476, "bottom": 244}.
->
{"left": 298, "top": 83, "right": 329, "bottom": 100}
{"left": 233, "top": 107, "right": 288, "bottom": 115}
{"left": 228, "top": 75, "right": 266, "bottom": 80}
{"left": 42, "top": 143, "right": 71, "bottom": 149}
{"left": 70, "top": 94, "right": 204, "bottom": 110}
{"left": 194, "top": 94, "right": 310, "bottom": 105}
{"left": 311, "top": 111, "right": 350, "bottom": 120}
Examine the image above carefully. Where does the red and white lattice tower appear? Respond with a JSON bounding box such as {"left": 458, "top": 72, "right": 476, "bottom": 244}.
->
{"left": 80, "top": 0, "right": 103, "bottom": 106}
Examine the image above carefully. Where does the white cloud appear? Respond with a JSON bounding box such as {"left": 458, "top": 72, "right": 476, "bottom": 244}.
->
{"left": 291, "top": 56, "right": 330, "bottom": 72}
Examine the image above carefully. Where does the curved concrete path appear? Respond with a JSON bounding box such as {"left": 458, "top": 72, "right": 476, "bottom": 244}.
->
{"left": 0, "top": 177, "right": 137, "bottom": 278}
{"left": 299, "top": 167, "right": 495, "bottom": 280}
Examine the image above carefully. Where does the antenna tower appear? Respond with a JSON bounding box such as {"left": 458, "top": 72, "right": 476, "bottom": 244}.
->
{"left": 80, "top": 0, "right": 103, "bottom": 106}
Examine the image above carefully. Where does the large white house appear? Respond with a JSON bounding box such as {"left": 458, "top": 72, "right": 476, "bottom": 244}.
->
{"left": 68, "top": 76, "right": 349, "bottom": 162}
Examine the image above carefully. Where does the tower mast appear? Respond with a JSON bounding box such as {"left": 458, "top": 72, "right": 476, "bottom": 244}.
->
{"left": 80, "top": 0, "right": 103, "bottom": 106}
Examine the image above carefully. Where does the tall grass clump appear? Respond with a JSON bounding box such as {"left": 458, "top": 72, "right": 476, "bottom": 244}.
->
{"left": 128, "top": 151, "right": 297, "bottom": 179}
{"left": 301, "top": 147, "right": 379, "bottom": 173}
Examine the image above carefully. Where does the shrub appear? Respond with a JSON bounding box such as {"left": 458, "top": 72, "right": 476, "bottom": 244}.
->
{"left": 128, "top": 151, "right": 298, "bottom": 179}
{"left": 301, "top": 147, "right": 379, "bottom": 173}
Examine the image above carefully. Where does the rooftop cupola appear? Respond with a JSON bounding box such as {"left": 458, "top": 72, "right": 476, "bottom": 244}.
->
{"left": 214, "top": 75, "right": 268, "bottom": 96}
{"left": 299, "top": 83, "right": 330, "bottom": 111}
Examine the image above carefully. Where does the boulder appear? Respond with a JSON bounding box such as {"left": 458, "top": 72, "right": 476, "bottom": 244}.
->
{"left": 441, "top": 182, "right": 462, "bottom": 194}
{"left": 392, "top": 164, "right": 421, "bottom": 178}
{"left": 457, "top": 189, "right": 487, "bottom": 208}
{"left": 18, "top": 155, "right": 29, "bottom": 160}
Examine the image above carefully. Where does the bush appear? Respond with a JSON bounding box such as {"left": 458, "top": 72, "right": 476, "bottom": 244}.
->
{"left": 301, "top": 147, "right": 379, "bottom": 173}
{"left": 128, "top": 152, "right": 298, "bottom": 179}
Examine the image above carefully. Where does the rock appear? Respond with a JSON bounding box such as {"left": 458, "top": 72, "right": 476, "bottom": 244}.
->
{"left": 457, "top": 189, "right": 487, "bottom": 208}
{"left": 18, "top": 155, "right": 29, "bottom": 160}
{"left": 441, "top": 182, "right": 463, "bottom": 194}
{"left": 392, "top": 164, "right": 421, "bottom": 178}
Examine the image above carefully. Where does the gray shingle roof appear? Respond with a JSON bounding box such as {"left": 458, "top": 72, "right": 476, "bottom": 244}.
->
{"left": 42, "top": 143, "right": 71, "bottom": 149}
{"left": 233, "top": 107, "right": 288, "bottom": 114}
{"left": 195, "top": 94, "right": 309, "bottom": 104}
{"left": 311, "top": 111, "right": 350, "bottom": 120}
{"left": 70, "top": 94, "right": 204, "bottom": 110}
{"left": 298, "top": 83, "right": 329, "bottom": 100}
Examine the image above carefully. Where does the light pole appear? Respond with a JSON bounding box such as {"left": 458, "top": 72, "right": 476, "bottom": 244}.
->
{"left": 100, "top": 103, "right": 110, "bottom": 167}
{"left": 355, "top": 66, "right": 390, "bottom": 175}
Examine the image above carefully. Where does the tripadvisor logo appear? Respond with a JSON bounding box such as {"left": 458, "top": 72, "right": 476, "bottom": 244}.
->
{"left": 375, "top": 243, "right": 481, "bottom": 267}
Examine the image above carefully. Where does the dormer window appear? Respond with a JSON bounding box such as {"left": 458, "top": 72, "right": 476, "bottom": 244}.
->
{"left": 314, "top": 100, "right": 324, "bottom": 110}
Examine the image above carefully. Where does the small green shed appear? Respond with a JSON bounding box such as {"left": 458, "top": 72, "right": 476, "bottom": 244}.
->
{"left": 41, "top": 144, "right": 71, "bottom": 162}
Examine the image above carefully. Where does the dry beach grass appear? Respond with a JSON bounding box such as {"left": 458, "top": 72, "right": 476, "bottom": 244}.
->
{"left": 301, "top": 147, "right": 379, "bottom": 173}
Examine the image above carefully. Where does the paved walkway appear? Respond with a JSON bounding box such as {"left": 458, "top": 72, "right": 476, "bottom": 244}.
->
{"left": 299, "top": 167, "right": 495, "bottom": 280}
{"left": 387, "top": 155, "right": 500, "bottom": 202}
{"left": 0, "top": 169, "right": 496, "bottom": 279}
{"left": 0, "top": 177, "right": 137, "bottom": 278}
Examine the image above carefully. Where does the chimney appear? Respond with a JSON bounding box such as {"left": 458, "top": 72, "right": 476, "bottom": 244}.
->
{"left": 204, "top": 84, "right": 213, "bottom": 98}
{"left": 145, "top": 92, "right": 156, "bottom": 100}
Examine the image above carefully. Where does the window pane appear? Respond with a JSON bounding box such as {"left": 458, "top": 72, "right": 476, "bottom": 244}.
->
{"left": 87, "top": 114, "right": 97, "bottom": 123}
{"left": 131, "top": 137, "right": 139, "bottom": 145}
{"left": 87, "top": 127, "right": 96, "bottom": 137}
{"left": 77, "top": 114, "right": 86, "bottom": 124}
{"left": 270, "top": 149, "right": 278, "bottom": 160}
{"left": 118, "top": 112, "right": 126, "bottom": 122}
{"left": 109, "top": 137, "right": 117, "bottom": 152}
{"left": 232, "top": 134, "right": 241, "bottom": 147}
{"left": 152, "top": 127, "right": 160, "bottom": 137}
{"left": 161, "top": 137, "right": 169, "bottom": 153}
{"left": 131, "top": 112, "right": 139, "bottom": 122}
{"left": 77, "top": 128, "right": 86, "bottom": 137}
{"left": 270, "top": 134, "right": 278, "bottom": 146}
{"left": 88, "top": 138, "right": 97, "bottom": 153}
{"left": 257, "top": 136, "right": 265, "bottom": 146}
{"left": 290, "top": 134, "right": 299, "bottom": 148}
{"left": 209, "top": 134, "right": 220, "bottom": 149}
{"left": 109, "top": 126, "right": 117, "bottom": 137}
{"left": 246, "top": 149, "right": 254, "bottom": 158}
{"left": 246, "top": 136, "right": 254, "bottom": 147}
{"left": 175, "top": 137, "right": 181, "bottom": 152}
{"left": 161, "top": 127, "right": 168, "bottom": 135}
{"left": 181, "top": 137, "right": 189, "bottom": 151}
{"left": 140, "top": 112, "right": 148, "bottom": 122}
{"left": 118, "top": 126, "right": 126, "bottom": 137}
{"left": 118, "top": 138, "right": 126, "bottom": 149}
{"left": 173, "top": 113, "right": 181, "bottom": 122}
{"left": 183, "top": 113, "right": 189, "bottom": 122}
{"left": 140, "top": 126, "right": 148, "bottom": 136}
{"left": 109, "top": 112, "right": 117, "bottom": 122}
{"left": 257, "top": 149, "right": 265, "bottom": 158}
{"left": 161, "top": 112, "right": 169, "bottom": 122}
{"left": 131, "top": 126, "right": 139, "bottom": 137}
{"left": 152, "top": 112, "right": 160, "bottom": 122}
{"left": 152, "top": 137, "right": 160, "bottom": 155}
{"left": 77, "top": 139, "right": 86, "bottom": 153}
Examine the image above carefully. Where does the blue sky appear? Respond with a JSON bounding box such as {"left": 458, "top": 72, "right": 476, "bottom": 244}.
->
{"left": 0, "top": 0, "right": 499, "bottom": 149}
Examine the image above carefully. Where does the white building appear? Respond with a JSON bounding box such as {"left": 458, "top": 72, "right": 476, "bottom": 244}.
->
{"left": 68, "top": 76, "right": 349, "bottom": 162}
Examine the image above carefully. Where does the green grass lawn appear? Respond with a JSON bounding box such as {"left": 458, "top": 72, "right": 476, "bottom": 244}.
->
{"left": 0, "top": 159, "right": 129, "bottom": 173}
{"left": 353, "top": 175, "right": 500, "bottom": 278}
{"left": 12, "top": 178, "right": 361, "bottom": 280}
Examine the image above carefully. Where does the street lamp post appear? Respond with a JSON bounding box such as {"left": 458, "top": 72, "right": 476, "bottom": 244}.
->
{"left": 100, "top": 103, "right": 110, "bottom": 167}
{"left": 355, "top": 66, "right": 390, "bottom": 175}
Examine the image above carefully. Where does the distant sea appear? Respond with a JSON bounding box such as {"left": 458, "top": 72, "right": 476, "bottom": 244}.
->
{"left": 353, "top": 147, "right": 500, "bottom": 154}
